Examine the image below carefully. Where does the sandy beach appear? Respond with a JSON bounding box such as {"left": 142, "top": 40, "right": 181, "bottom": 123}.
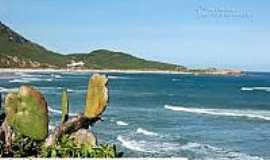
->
{"left": 0, "top": 68, "right": 193, "bottom": 75}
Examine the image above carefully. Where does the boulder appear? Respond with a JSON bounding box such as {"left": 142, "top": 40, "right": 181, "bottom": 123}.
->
{"left": 70, "top": 129, "right": 97, "bottom": 147}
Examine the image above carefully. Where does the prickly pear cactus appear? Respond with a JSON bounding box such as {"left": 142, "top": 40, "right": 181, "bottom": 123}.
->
{"left": 84, "top": 74, "right": 108, "bottom": 119}
{"left": 61, "top": 88, "right": 69, "bottom": 123}
{"left": 4, "top": 85, "right": 48, "bottom": 140}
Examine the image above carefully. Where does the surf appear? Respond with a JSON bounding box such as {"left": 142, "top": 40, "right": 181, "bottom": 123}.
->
{"left": 48, "top": 106, "right": 78, "bottom": 117}
{"left": 241, "top": 87, "right": 270, "bottom": 92}
{"left": 136, "top": 128, "right": 158, "bottom": 136}
{"left": 165, "top": 105, "right": 270, "bottom": 121}
{"left": 116, "top": 121, "right": 129, "bottom": 126}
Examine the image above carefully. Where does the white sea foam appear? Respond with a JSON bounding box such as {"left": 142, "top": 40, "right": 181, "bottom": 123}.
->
{"left": 108, "top": 75, "right": 131, "bottom": 80}
{"left": 165, "top": 105, "right": 270, "bottom": 121}
{"left": 181, "top": 142, "right": 263, "bottom": 160}
{"left": 241, "top": 87, "right": 270, "bottom": 92}
{"left": 117, "top": 135, "right": 155, "bottom": 153}
{"left": 116, "top": 121, "right": 129, "bottom": 126}
{"left": 117, "top": 135, "right": 180, "bottom": 153}
{"left": 9, "top": 77, "right": 53, "bottom": 83}
{"left": 51, "top": 74, "right": 62, "bottom": 78}
{"left": 48, "top": 106, "right": 78, "bottom": 117}
{"left": 136, "top": 128, "right": 158, "bottom": 136}
{"left": 67, "top": 89, "right": 74, "bottom": 93}
{"left": 117, "top": 134, "right": 262, "bottom": 159}
{"left": 0, "top": 87, "right": 18, "bottom": 93}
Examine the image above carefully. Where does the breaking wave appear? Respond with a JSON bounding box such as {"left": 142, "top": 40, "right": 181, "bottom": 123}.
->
{"left": 108, "top": 75, "right": 132, "bottom": 80}
{"left": 241, "top": 87, "right": 270, "bottom": 92}
{"left": 117, "top": 134, "right": 263, "bottom": 159}
{"left": 181, "top": 142, "right": 263, "bottom": 160}
{"left": 48, "top": 106, "right": 78, "bottom": 117}
{"left": 117, "top": 135, "right": 179, "bottom": 153}
{"left": 0, "top": 87, "right": 18, "bottom": 93}
{"left": 136, "top": 128, "right": 158, "bottom": 136}
{"left": 164, "top": 105, "right": 270, "bottom": 121}
{"left": 116, "top": 121, "right": 129, "bottom": 126}
{"left": 9, "top": 77, "right": 53, "bottom": 83}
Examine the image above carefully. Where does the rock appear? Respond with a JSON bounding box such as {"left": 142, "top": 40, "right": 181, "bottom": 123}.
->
{"left": 84, "top": 74, "right": 108, "bottom": 119}
{"left": 4, "top": 85, "right": 48, "bottom": 140}
{"left": 70, "top": 129, "right": 97, "bottom": 147}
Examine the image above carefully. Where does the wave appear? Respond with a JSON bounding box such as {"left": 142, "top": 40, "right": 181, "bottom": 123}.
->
{"left": 9, "top": 77, "right": 53, "bottom": 83}
{"left": 117, "top": 134, "right": 262, "bottom": 159}
{"left": 172, "top": 78, "right": 181, "bottom": 81}
{"left": 116, "top": 121, "right": 129, "bottom": 126}
{"left": 181, "top": 142, "right": 263, "bottom": 160}
{"left": 117, "top": 135, "right": 179, "bottom": 153}
{"left": 241, "top": 87, "right": 270, "bottom": 92}
{"left": 117, "top": 135, "right": 156, "bottom": 153}
{"left": 164, "top": 105, "right": 270, "bottom": 121}
{"left": 136, "top": 128, "right": 158, "bottom": 136}
{"left": 48, "top": 106, "right": 78, "bottom": 117}
{"left": 50, "top": 74, "right": 62, "bottom": 79}
{"left": 0, "top": 87, "right": 18, "bottom": 93}
{"left": 108, "top": 75, "right": 132, "bottom": 80}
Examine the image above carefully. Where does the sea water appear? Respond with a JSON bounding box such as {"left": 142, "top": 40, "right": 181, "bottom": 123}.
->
{"left": 0, "top": 71, "right": 270, "bottom": 159}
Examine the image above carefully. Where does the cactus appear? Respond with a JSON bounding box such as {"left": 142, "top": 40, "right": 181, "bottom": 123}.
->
{"left": 61, "top": 88, "right": 69, "bottom": 123}
{"left": 4, "top": 85, "right": 48, "bottom": 140}
{"left": 84, "top": 74, "right": 108, "bottom": 119}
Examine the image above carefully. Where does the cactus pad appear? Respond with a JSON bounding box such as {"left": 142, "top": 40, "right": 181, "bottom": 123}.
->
{"left": 84, "top": 74, "right": 108, "bottom": 119}
{"left": 61, "top": 88, "right": 69, "bottom": 123}
{"left": 4, "top": 85, "right": 48, "bottom": 140}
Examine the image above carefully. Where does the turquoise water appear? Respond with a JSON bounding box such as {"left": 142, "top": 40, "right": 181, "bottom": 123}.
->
{"left": 1, "top": 72, "right": 270, "bottom": 159}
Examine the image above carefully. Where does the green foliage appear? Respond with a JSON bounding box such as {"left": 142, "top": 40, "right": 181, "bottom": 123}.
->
{"left": 41, "top": 135, "right": 121, "bottom": 158}
{"left": 68, "top": 49, "right": 186, "bottom": 71}
{"left": 11, "top": 132, "right": 42, "bottom": 157}
{"left": 0, "top": 21, "right": 185, "bottom": 71}
{"left": 61, "top": 88, "right": 69, "bottom": 123}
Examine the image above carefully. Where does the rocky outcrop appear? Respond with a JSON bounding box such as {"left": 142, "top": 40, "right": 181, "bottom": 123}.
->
{"left": 70, "top": 129, "right": 97, "bottom": 147}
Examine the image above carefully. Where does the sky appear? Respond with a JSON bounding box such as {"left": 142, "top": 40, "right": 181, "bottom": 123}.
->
{"left": 0, "top": 0, "right": 269, "bottom": 71}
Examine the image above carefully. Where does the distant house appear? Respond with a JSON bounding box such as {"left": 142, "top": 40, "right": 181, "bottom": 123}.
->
{"left": 67, "top": 60, "right": 85, "bottom": 68}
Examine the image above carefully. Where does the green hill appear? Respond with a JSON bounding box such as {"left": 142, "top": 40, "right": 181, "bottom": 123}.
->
{"left": 67, "top": 49, "right": 185, "bottom": 70}
{"left": 0, "top": 21, "right": 186, "bottom": 71}
{"left": 0, "top": 21, "right": 67, "bottom": 68}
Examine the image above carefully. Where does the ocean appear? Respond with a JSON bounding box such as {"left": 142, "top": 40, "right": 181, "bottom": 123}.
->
{"left": 0, "top": 71, "right": 270, "bottom": 160}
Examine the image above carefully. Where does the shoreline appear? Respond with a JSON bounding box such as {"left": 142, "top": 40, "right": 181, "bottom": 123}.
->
{"left": 0, "top": 68, "right": 244, "bottom": 76}
{"left": 0, "top": 68, "right": 193, "bottom": 75}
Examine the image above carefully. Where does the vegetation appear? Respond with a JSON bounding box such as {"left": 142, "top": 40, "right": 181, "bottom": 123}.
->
{"left": 41, "top": 135, "right": 120, "bottom": 158}
{"left": 0, "top": 21, "right": 186, "bottom": 71}
{"left": 0, "top": 74, "right": 122, "bottom": 158}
